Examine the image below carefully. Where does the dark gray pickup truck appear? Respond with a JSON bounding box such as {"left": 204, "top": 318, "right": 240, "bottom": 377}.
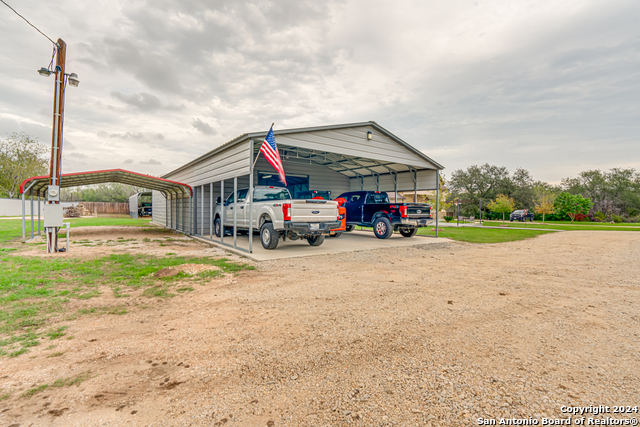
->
{"left": 336, "top": 191, "right": 433, "bottom": 239}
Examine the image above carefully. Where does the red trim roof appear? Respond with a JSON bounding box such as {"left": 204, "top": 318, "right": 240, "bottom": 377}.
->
{"left": 20, "top": 168, "right": 193, "bottom": 196}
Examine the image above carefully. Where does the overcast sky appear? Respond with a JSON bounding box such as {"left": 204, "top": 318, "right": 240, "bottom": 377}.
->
{"left": 1, "top": 0, "right": 639, "bottom": 183}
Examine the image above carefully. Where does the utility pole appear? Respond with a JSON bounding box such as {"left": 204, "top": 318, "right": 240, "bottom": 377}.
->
{"left": 45, "top": 39, "right": 66, "bottom": 253}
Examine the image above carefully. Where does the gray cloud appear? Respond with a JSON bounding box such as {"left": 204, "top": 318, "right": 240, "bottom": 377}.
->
{"left": 124, "top": 159, "right": 133, "bottom": 164}
{"left": 191, "top": 118, "right": 216, "bottom": 135}
{"left": 1, "top": 0, "right": 639, "bottom": 183}
{"left": 111, "top": 91, "right": 162, "bottom": 111}
{"left": 140, "top": 159, "right": 162, "bottom": 165}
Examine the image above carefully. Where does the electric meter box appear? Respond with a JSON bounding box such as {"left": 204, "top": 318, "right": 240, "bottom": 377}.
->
{"left": 48, "top": 185, "right": 60, "bottom": 202}
{"left": 44, "top": 204, "right": 64, "bottom": 227}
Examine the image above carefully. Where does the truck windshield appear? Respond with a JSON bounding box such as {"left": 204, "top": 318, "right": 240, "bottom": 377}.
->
{"left": 253, "top": 187, "right": 291, "bottom": 202}
{"left": 365, "top": 193, "right": 390, "bottom": 204}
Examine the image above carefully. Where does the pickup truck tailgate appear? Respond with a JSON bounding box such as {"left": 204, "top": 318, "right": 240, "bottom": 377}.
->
{"left": 404, "top": 203, "right": 431, "bottom": 217}
{"left": 290, "top": 200, "right": 339, "bottom": 223}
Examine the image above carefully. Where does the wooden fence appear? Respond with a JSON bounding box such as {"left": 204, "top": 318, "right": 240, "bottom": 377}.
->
{"left": 80, "top": 202, "right": 129, "bottom": 215}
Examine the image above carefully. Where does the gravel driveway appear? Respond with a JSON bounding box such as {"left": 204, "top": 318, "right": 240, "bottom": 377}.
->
{"left": 2, "top": 230, "right": 639, "bottom": 426}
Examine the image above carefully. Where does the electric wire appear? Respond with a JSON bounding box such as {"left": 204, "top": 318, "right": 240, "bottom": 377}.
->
{"left": 0, "top": 0, "right": 56, "bottom": 45}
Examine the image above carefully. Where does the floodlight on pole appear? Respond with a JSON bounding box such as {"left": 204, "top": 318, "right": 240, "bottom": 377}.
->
{"left": 37, "top": 67, "right": 51, "bottom": 77}
{"left": 67, "top": 72, "right": 79, "bottom": 87}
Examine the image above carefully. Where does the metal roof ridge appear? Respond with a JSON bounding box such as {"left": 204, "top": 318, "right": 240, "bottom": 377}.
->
{"left": 162, "top": 121, "right": 443, "bottom": 178}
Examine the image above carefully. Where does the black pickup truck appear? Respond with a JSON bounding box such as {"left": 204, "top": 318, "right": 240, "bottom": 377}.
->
{"left": 336, "top": 191, "right": 433, "bottom": 239}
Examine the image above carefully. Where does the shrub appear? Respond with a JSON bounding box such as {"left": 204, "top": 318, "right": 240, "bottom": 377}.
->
{"left": 574, "top": 213, "right": 589, "bottom": 222}
{"left": 594, "top": 211, "right": 607, "bottom": 222}
{"left": 443, "top": 216, "right": 453, "bottom": 223}
{"left": 611, "top": 214, "right": 622, "bottom": 223}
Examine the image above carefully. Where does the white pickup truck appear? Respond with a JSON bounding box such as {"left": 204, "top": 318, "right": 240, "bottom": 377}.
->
{"left": 213, "top": 186, "right": 341, "bottom": 250}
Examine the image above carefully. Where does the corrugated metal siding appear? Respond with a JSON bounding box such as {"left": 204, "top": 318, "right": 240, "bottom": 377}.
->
{"left": 129, "top": 194, "right": 138, "bottom": 218}
{"left": 165, "top": 140, "right": 250, "bottom": 186}
{"left": 254, "top": 157, "right": 350, "bottom": 196}
{"left": 349, "top": 169, "right": 437, "bottom": 192}
{"left": 152, "top": 191, "right": 166, "bottom": 226}
{"left": 276, "top": 125, "right": 436, "bottom": 169}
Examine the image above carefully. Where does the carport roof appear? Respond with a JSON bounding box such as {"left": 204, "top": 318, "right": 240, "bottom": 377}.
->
{"left": 20, "top": 169, "right": 192, "bottom": 197}
{"left": 163, "top": 121, "right": 444, "bottom": 179}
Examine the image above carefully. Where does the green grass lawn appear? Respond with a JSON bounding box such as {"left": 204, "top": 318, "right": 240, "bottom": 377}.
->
{"left": 357, "top": 226, "right": 554, "bottom": 243}
{"left": 416, "top": 226, "right": 554, "bottom": 243}
{"left": 0, "top": 253, "right": 254, "bottom": 358}
{"left": 481, "top": 221, "right": 640, "bottom": 231}
{"left": 0, "top": 217, "right": 153, "bottom": 244}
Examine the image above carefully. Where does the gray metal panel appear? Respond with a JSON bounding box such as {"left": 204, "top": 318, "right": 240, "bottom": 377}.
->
{"left": 165, "top": 140, "right": 250, "bottom": 185}
{"left": 129, "top": 193, "right": 139, "bottom": 218}
{"left": 275, "top": 125, "right": 436, "bottom": 169}
{"left": 254, "top": 157, "right": 350, "bottom": 196}
{"left": 350, "top": 169, "right": 437, "bottom": 192}
{"left": 152, "top": 191, "right": 167, "bottom": 226}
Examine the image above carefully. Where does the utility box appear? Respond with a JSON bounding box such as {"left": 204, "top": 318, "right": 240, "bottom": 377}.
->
{"left": 44, "top": 204, "right": 64, "bottom": 227}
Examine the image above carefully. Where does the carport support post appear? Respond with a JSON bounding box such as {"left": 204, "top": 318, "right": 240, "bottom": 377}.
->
{"left": 209, "top": 183, "right": 213, "bottom": 239}
{"left": 220, "top": 180, "right": 224, "bottom": 244}
{"left": 189, "top": 194, "right": 193, "bottom": 235}
{"left": 22, "top": 191, "right": 25, "bottom": 242}
{"left": 233, "top": 177, "right": 237, "bottom": 248}
{"left": 248, "top": 139, "right": 254, "bottom": 253}
{"left": 38, "top": 192, "right": 41, "bottom": 235}
{"left": 200, "top": 184, "right": 204, "bottom": 236}
{"left": 30, "top": 189, "right": 34, "bottom": 239}
{"left": 193, "top": 187, "right": 197, "bottom": 235}
{"left": 435, "top": 170, "right": 440, "bottom": 238}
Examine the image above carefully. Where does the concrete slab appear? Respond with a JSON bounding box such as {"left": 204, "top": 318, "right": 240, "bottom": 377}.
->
{"left": 193, "top": 230, "right": 450, "bottom": 261}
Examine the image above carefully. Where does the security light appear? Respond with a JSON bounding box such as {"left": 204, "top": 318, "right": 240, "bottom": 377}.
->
{"left": 367, "top": 131, "right": 373, "bottom": 141}
{"left": 67, "top": 73, "right": 80, "bottom": 87}
{"left": 38, "top": 67, "right": 51, "bottom": 77}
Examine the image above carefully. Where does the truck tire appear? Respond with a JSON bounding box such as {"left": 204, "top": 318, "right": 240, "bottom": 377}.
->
{"left": 260, "top": 222, "right": 279, "bottom": 250}
{"left": 399, "top": 227, "right": 417, "bottom": 237}
{"left": 373, "top": 217, "right": 393, "bottom": 239}
{"left": 329, "top": 232, "right": 341, "bottom": 238}
{"left": 214, "top": 218, "right": 222, "bottom": 237}
{"left": 345, "top": 225, "right": 355, "bottom": 232}
{"left": 307, "top": 235, "right": 325, "bottom": 246}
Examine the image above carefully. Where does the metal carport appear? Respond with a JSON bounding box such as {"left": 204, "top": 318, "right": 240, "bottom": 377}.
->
{"left": 19, "top": 169, "right": 192, "bottom": 242}
{"left": 154, "top": 122, "right": 444, "bottom": 254}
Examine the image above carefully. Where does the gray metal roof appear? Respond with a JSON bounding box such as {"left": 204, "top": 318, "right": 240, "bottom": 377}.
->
{"left": 163, "top": 121, "right": 443, "bottom": 178}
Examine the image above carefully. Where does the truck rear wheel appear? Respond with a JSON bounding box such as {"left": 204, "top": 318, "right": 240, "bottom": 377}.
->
{"left": 307, "top": 235, "right": 325, "bottom": 246}
{"left": 260, "top": 222, "right": 279, "bottom": 250}
{"left": 399, "top": 227, "right": 417, "bottom": 237}
{"left": 373, "top": 217, "right": 392, "bottom": 239}
{"left": 214, "top": 218, "right": 222, "bottom": 237}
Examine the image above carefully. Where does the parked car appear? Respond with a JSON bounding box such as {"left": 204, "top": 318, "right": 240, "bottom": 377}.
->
{"left": 335, "top": 191, "right": 433, "bottom": 239}
{"left": 510, "top": 210, "right": 534, "bottom": 222}
{"left": 297, "top": 190, "right": 332, "bottom": 200}
{"left": 213, "top": 186, "right": 340, "bottom": 250}
{"left": 138, "top": 202, "right": 152, "bottom": 217}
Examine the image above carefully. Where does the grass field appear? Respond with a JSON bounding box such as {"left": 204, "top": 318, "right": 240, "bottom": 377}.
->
{"left": 416, "top": 226, "right": 554, "bottom": 243}
{"left": 0, "top": 217, "right": 153, "bottom": 244}
{"left": 0, "top": 253, "right": 254, "bottom": 357}
{"left": 358, "top": 226, "right": 555, "bottom": 243}
{"left": 481, "top": 220, "right": 640, "bottom": 231}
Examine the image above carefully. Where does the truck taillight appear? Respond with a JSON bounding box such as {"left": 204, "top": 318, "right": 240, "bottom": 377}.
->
{"left": 400, "top": 206, "right": 408, "bottom": 218}
{"left": 283, "top": 203, "right": 291, "bottom": 221}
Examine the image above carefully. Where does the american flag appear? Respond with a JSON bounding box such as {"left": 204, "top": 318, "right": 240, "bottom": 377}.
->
{"left": 260, "top": 126, "right": 287, "bottom": 186}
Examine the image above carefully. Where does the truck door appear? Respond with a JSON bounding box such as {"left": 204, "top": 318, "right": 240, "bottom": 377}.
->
{"left": 236, "top": 189, "right": 248, "bottom": 227}
{"left": 345, "top": 193, "right": 364, "bottom": 223}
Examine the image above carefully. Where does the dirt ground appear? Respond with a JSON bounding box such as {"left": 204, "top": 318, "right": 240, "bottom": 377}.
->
{"left": 1, "top": 228, "right": 639, "bottom": 427}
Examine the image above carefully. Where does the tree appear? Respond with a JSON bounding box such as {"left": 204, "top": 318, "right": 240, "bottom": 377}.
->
{"left": 554, "top": 192, "right": 593, "bottom": 223}
{"left": 534, "top": 193, "right": 555, "bottom": 223}
{"left": 61, "top": 183, "right": 143, "bottom": 203}
{"left": 0, "top": 133, "right": 48, "bottom": 198}
{"left": 487, "top": 194, "right": 515, "bottom": 223}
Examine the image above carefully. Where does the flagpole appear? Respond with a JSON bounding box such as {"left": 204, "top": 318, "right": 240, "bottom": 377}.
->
{"left": 253, "top": 123, "right": 275, "bottom": 168}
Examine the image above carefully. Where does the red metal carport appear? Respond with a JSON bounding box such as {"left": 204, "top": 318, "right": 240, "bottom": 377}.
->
{"left": 19, "top": 169, "right": 192, "bottom": 242}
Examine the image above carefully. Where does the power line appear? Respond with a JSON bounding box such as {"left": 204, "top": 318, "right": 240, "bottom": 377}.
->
{"left": 0, "top": 0, "right": 56, "bottom": 46}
